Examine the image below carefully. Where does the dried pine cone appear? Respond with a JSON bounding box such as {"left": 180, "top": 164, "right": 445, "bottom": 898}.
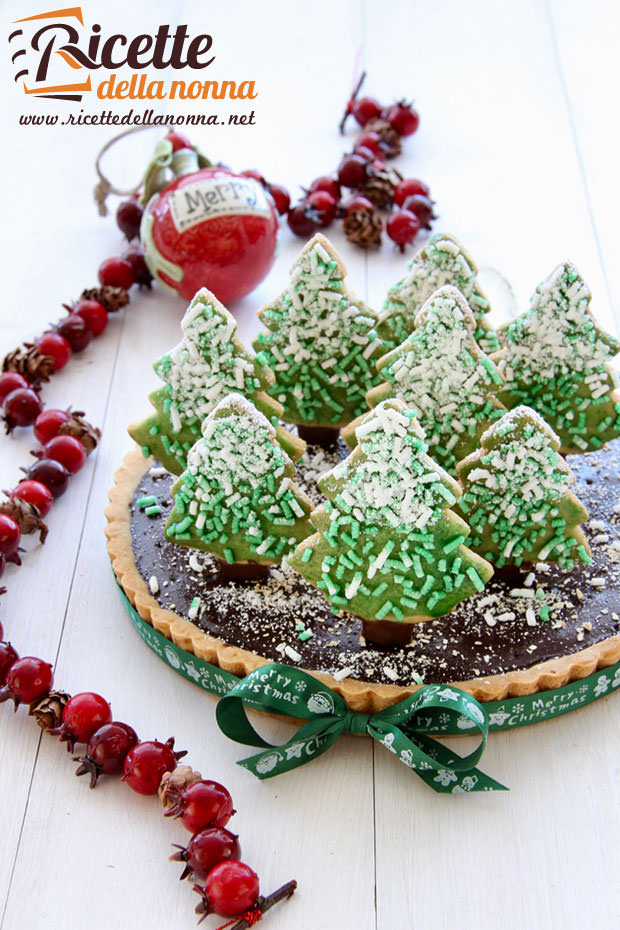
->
{"left": 360, "top": 166, "right": 397, "bottom": 210}
{"left": 80, "top": 286, "right": 129, "bottom": 313}
{"left": 57, "top": 411, "right": 101, "bottom": 455}
{"left": 30, "top": 690, "right": 71, "bottom": 729}
{"left": 343, "top": 204, "right": 383, "bottom": 250}
{"left": 2, "top": 345, "right": 54, "bottom": 384}
{"left": 159, "top": 764, "right": 202, "bottom": 809}
{"left": 0, "top": 496, "right": 48, "bottom": 542}
{"left": 364, "top": 118, "right": 403, "bottom": 158}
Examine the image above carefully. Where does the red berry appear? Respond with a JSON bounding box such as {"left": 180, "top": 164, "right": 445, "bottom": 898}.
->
{"left": 337, "top": 153, "right": 369, "bottom": 189}
{"left": 173, "top": 827, "right": 241, "bottom": 881}
{"left": 0, "top": 372, "right": 29, "bottom": 404}
{"left": 43, "top": 435, "right": 87, "bottom": 474}
{"left": 165, "top": 779, "right": 235, "bottom": 833}
{"left": 306, "top": 190, "right": 338, "bottom": 228}
{"left": 200, "top": 860, "right": 260, "bottom": 918}
{"left": 0, "top": 656, "right": 53, "bottom": 706}
{"left": 11, "top": 481, "right": 54, "bottom": 517}
{"left": 33, "top": 408, "right": 70, "bottom": 445}
{"left": 393, "top": 178, "right": 431, "bottom": 206}
{"left": 240, "top": 168, "right": 266, "bottom": 186}
{"left": 75, "top": 721, "right": 138, "bottom": 786}
{"left": 287, "top": 203, "right": 319, "bottom": 238}
{"left": 355, "top": 131, "right": 383, "bottom": 157}
{"left": 123, "top": 248, "right": 153, "bottom": 288}
{"left": 122, "top": 738, "right": 180, "bottom": 795}
{"left": 309, "top": 176, "right": 342, "bottom": 201}
{"left": 351, "top": 96, "right": 382, "bottom": 127}
{"left": 98, "top": 257, "right": 135, "bottom": 290}
{"left": 55, "top": 314, "right": 92, "bottom": 353}
{"left": 0, "top": 514, "right": 21, "bottom": 559}
{"left": 386, "top": 209, "right": 421, "bottom": 250}
{"left": 25, "top": 458, "right": 70, "bottom": 498}
{"left": 345, "top": 195, "right": 376, "bottom": 216}
{"left": 384, "top": 102, "right": 420, "bottom": 136}
{"left": 166, "top": 130, "right": 192, "bottom": 152}
{"left": 3, "top": 388, "right": 43, "bottom": 430}
{"left": 34, "top": 333, "right": 72, "bottom": 372}
{"left": 116, "top": 199, "right": 144, "bottom": 241}
{"left": 56, "top": 692, "right": 112, "bottom": 752}
{"left": 266, "top": 183, "right": 291, "bottom": 217}
{"left": 0, "top": 642, "right": 19, "bottom": 685}
{"left": 73, "top": 299, "right": 108, "bottom": 337}
{"left": 402, "top": 194, "right": 436, "bottom": 229}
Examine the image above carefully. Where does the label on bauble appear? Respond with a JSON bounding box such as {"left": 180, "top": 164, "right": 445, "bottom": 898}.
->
{"left": 169, "top": 176, "right": 272, "bottom": 233}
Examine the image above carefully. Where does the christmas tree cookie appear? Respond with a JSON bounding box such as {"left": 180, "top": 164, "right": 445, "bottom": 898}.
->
{"left": 495, "top": 262, "right": 620, "bottom": 452}
{"left": 252, "top": 234, "right": 382, "bottom": 436}
{"left": 347, "top": 286, "right": 505, "bottom": 473}
{"left": 456, "top": 406, "right": 592, "bottom": 570}
{"left": 129, "top": 288, "right": 302, "bottom": 474}
{"left": 288, "top": 398, "right": 493, "bottom": 645}
{"left": 375, "top": 232, "right": 500, "bottom": 355}
{"left": 165, "top": 394, "right": 313, "bottom": 573}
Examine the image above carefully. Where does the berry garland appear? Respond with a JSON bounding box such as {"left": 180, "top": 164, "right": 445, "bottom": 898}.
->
{"left": 218, "top": 73, "right": 437, "bottom": 253}
{"left": 0, "top": 251, "right": 296, "bottom": 926}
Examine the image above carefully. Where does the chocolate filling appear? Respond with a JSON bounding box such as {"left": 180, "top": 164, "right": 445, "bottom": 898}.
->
{"left": 129, "top": 442, "right": 620, "bottom": 688}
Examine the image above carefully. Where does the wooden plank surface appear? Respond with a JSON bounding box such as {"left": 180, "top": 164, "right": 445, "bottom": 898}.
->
{"left": 1, "top": 1, "right": 619, "bottom": 928}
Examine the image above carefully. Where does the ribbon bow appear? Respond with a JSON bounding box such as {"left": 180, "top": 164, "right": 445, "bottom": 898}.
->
{"left": 216, "top": 664, "right": 507, "bottom": 793}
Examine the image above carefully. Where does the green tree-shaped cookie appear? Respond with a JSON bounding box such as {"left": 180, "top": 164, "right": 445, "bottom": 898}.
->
{"left": 375, "top": 232, "right": 499, "bottom": 355}
{"left": 456, "top": 406, "right": 592, "bottom": 569}
{"left": 347, "top": 286, "right": 505, "bottom": 473}
{"left": 129, "top": 288, "right": 301, "bottom": 474}
{"left": 165, "top": 394, "right": 313, "bottom": 565}
{"left": 288, "top": 398, "right": 493, "bottom": 624}
{"left": 495, "top": 262, "right": 620, "bottom": 452}
{"left": 252, "top": 233, "right": 382, "bottom": 427}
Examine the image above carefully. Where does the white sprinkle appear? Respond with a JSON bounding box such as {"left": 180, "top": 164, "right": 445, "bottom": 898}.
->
{"left": 525, "top": 606, "right": 537, "bottom": 626}
{"left": 589, "top": 577, "right": 606, "bottom": 588}
{"left": 497, "top": 612, "right": 516, "bottom": 623}
{"left": 592, "top": 534, "right": 609, "bottom": 545}
{"left": 284, "top": 645, "right": 302, "bottom": 662}
{"left": 148, "top": 575, "right": 159, "bottom": 594}
{"left": 333, "top": 666, "right": 354, "bottom": 682}
{"left": 188, "top": 553, "right": 203, "bottom": 573}
{"left": 524, "top": 572, "right": 536, "bottom": 588}
{"left": 510, "top": 588, "right": 535, "bottom": 599}
{"left": 383, "top": 666, "right": 398, "bottom": 682}
{"left": 149, "top": 466, "right": 168, "bottom": 478}
{"left": 188, "top": 598, "right": 201, "bottom": 620}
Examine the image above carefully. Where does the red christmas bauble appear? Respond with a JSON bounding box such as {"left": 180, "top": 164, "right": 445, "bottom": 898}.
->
{"left": 141, "top": 167, "right": 279, "bottom": 304}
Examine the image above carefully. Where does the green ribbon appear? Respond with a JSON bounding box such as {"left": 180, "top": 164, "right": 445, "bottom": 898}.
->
{"left": 216, "top": 664, "right": 507, "bottom": 792}
{"left": 119, "top": 586, "right": 620, "bottom": 792}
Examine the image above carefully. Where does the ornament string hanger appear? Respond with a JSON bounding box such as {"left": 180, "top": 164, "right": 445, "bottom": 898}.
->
{"left": 94, "top": 125, "right": 161, "bottom": 217}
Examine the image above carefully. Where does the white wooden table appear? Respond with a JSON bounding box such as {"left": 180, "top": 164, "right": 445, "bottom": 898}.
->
{"left": 1, "top": 1, "right": 619, "bottom": 928}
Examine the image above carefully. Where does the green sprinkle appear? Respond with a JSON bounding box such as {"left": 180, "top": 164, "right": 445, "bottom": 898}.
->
{"left": 137, "top": 495, "right": 158, "bottom": 508}
{"left": 540, "top": 605, "right": 550, "bottom": 621}
{"left": 145, "top": 505, "right": 162, "bottom": 516}
{"left": 299, "top": 630, "right": 313, "bottom": 642}
{"left": 466, "top": 566, "right": 485, "bottom": 592}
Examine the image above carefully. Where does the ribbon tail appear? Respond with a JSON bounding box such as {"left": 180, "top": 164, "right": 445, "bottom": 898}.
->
{"left": 403, "top": 732, "right": 508, "bottom": 794}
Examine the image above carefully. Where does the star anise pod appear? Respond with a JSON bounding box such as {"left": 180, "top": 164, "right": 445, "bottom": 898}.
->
{"left": 57, "top": 410, "right": 101, "bottom": 455}
{"left": 29, "top": 690, "right": 71, "bottom": 730}
{"left": 0, "top": 496, "right": 48, "bottom": 542}
{"left": 343, "top": 203, "right": 383, "bottom": 250}
{"left": 2, "top": 345, "right": 54, "bottom": 385}
{"left": 79, "top": 286, "right": 129, "bottom": 313}
{"left": 360, "top": 163, "right": 398, "bottom": 209}
{"left": 159, "top": 764, "right": 202, "bottom": 809}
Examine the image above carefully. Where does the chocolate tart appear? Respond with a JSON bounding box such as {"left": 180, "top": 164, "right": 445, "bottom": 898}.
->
{"left": 105, "top": 442, "right": 620, "bottom": 712}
